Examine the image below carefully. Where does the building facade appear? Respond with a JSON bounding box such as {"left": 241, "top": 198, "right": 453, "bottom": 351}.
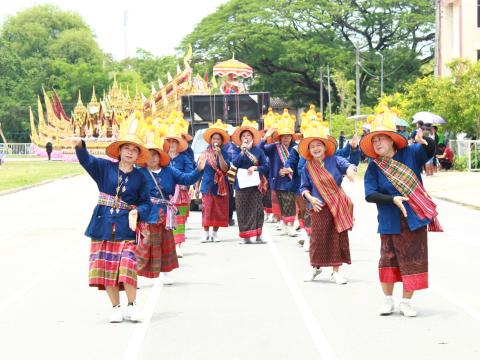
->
{"left": 438, "top": 0, "right": 480, "bottom": 76}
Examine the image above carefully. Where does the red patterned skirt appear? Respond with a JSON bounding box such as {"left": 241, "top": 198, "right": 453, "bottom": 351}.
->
{"left": 236, "top": 187, "right": 264, "bottom": 238}
{"left": 271, "top": 190, "right": 281, "bottom": 217}
{"left": 202, "top": 193, "right": 229, "bottom": 227}
{"left": 89, "top": 239, "right": 137, "bottom": 290}
{"left": 379, "top": 217, "right": 428, "bottom": 291}
{"left": 276, "top": 190, "right": 297, "bottom": 224}
{"left": 309, "top": 208, "right": 351, "bottom": 267}
{"left": 136, "top": 223, "right": 179, "bottom": 278}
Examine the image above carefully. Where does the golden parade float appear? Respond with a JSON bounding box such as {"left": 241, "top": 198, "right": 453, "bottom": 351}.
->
{"left": 29, "top": 47, "right": 210, "bottom": 161}
{"left": 29, "top": 48, "right": 276, "bottom": 161}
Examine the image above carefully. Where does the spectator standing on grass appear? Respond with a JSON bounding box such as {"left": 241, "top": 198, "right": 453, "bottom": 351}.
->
{"left": 46, "top": 141, "right": 53, "bottom": 160}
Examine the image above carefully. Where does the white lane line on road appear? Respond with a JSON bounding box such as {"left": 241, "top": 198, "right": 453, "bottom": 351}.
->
{"left": 123, "top": 277, "right": 164, "bottom": 360}
{"left": 0, "top": 242, "right": 84, "bottom": 314}
{"left": 265, "top": 229, "right": 338, "bottom": 360}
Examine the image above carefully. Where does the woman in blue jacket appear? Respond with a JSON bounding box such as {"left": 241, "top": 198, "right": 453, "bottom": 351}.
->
{"left": 74, "top": 134, "right": 151, "bottom": 323}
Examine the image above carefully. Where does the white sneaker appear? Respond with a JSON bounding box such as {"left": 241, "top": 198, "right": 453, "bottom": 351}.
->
{"left": 212, "top": 232, "right": 220, "bottom": 242}
{"left": 379, "top": 300, "right": 395, "bottom": 316}
{"left": 274, "top": 222, "right": 283, "bottom": 231}
{"left": 330, "top": 272, "right": 347, "bottom": 285}
{"left": 200, "top": 232, "right": 211, "bottom": 243}
{"left": 124, "top": 302, "right": 143, "bottom": 322}
{"left": 161, "top": 272, "right": 174, "bottom": 285}
{"left": 294, "top": 219, "right": 300, "bottom": 230}
{"left": 304, "top": 267, "right": 322, "bottom": 282}
{"left": 399, "top": 302, "right": 417, "bottom": 317}
{"left": 109, "top": 305, "right": 123, "bottom": 323}
{"left": 287, "top": 225, "right": 298, "bottom": 237}
{"left": 267, "top": 214, "right": 275, "bottom": 223}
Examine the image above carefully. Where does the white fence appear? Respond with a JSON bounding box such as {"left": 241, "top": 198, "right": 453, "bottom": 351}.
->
{"left": 0, "top": 143, "right": 32, "bottom": 156}
{"left": 449, "top": 139, "right": 480, "bottom": 171}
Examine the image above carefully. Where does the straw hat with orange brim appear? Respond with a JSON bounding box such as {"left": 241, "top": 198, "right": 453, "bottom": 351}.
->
{"left": 106, "top": 115, "right": 150, "bottom": 165}
{"left": 145, "top": 144, "right": 171, "bottom": 167}
{"left": 182, "top": 133, "right": 193, "bottom": 142}
{"left": 161, "top": 120, "right": 188, "bottom": 153}
{"left": 359, "top": 110, "right": 407, "bottom": 159}
{"left": 298, "top": 122, "right": 336, "bottom": 160}
{"left": 142, "top": 130, "right": 170, "bottom": 167}
{"left": 231, "top": 117, "right": 261, "bottom": 146}
{"left": 203, "top": 119, "right": 230, "bottom": 144}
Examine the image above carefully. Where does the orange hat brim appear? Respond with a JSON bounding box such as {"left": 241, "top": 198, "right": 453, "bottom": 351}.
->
{"left": 298, "top": 136, "right": 336, "bottom": 160}
{"left": 105, "top": 136, "right": 150, "bottom": 165}
{"left": 359, "top": 131, "right": 408, "bottom": 159}
{"left": 272, "top": 130, "right": 295, "bottom": 142}
{"left": 165, "top": 135, "right": 189, "bottom": 153}
{"left": 231, "top": 126, "right": 261, "bottom": 146}
{"left": 144, "top": 144, "right": 171, "bottom": 167}
{"left": 182, "top": 133, "right": 193, "bottom": 142}
{"left": 203, "top": 128, "right": 230, "bottom": 144}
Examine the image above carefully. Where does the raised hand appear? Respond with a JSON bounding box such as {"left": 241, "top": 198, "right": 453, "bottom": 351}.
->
{"left": 350, "top": 133, "right": 360, "bottom": 149}
{"left": 415, "top": 128, "right": 428, "bottom": 145}
{"left": 70, "top": 137, "right": 83, "bottom": 148}
{"left": 196, "top": 153, "right": 207, "bottom": 171}
{"left": 264, "top": 127, "right": 276, "bottom": 139}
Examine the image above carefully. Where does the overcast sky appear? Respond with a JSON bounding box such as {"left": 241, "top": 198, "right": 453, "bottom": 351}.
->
{"left": 0, "top": 0, "right": 228, "bottom": 59}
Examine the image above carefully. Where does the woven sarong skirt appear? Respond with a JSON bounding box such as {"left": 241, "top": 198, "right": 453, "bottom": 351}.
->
{"left": 271, "top": 190, "right": 281, "bottom": 217}
{"left": 263, "top": 187, "right": 273, "bottom": 213}
{"left": 276, "top": 190, "right": 297, "bottom": 224}
{"left": 309, "top": 208, "right": 351, "bottom": 267}
{"left": 202, "top": 193, "right": 229, "bottom": 227}
{"left": 236, "top": 187, "right": 264, "bottom": 238}
{"left": 89, "top": 239, "right": 137, "bottom": 290}
{"left": 379, "top": 217, "right": 428, "bottom": 291}
{"left": 136, "top": 223, "right": 179, "bottom": 278}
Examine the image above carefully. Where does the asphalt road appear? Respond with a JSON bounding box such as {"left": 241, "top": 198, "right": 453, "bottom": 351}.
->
{"left": 0, "top": 175, "right": 479, "bottom": 360}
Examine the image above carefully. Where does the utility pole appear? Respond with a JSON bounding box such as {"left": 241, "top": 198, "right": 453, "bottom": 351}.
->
{"left": 124, "top": 10, "right": 128, "bottom": 59}
{"left": 355, "top": 45, "right": 361, "bottom": 116}
{"left": 434, "top": 0, "right": 440, "bottom": 78}
{"left": 319, "top": 68, "right": 324, "bottom": 116}
{"left": 376, "top": 51, "right": 384, "bottom": 97}
{"left": 327, "top": 65, "right": 332, "bottom": 130}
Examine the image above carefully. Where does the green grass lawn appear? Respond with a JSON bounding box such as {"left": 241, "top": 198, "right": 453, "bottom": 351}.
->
{"left": 0, "top": 161, "right": 83, "bottom": 192}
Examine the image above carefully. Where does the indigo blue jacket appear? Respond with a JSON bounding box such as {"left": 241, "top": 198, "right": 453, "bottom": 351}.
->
{"left": 364, "top": 143, "right": 430, "bottom": 234}
{"left": 76, "top": 146, "right": 151, "bottom": 241}
{"left": 140, "top": 166, "right": 202, "bottom": 224}
{"left": 231, "top": 145, "right": 269, "bottom": 190}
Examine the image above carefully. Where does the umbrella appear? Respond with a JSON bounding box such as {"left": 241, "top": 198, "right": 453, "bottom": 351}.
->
{"left": 395, "top": 117, "right": 409, "bottom": 127}
{"left": 213, "top": 57, "right": 253, "bottom": 79}
{"left": 412, "top": 111, "right": 446, "bottom": 124}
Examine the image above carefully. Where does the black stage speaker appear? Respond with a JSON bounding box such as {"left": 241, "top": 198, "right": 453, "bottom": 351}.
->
{"left": 181, "top": 92, "right": 270, "bottom": 127}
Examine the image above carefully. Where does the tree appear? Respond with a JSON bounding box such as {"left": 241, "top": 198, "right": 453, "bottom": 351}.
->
{"left": 0, "top": 5, "right": 111, "bottom": 141}
{"left": 181, "top": 0, "right": 434, "bottom": 109}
